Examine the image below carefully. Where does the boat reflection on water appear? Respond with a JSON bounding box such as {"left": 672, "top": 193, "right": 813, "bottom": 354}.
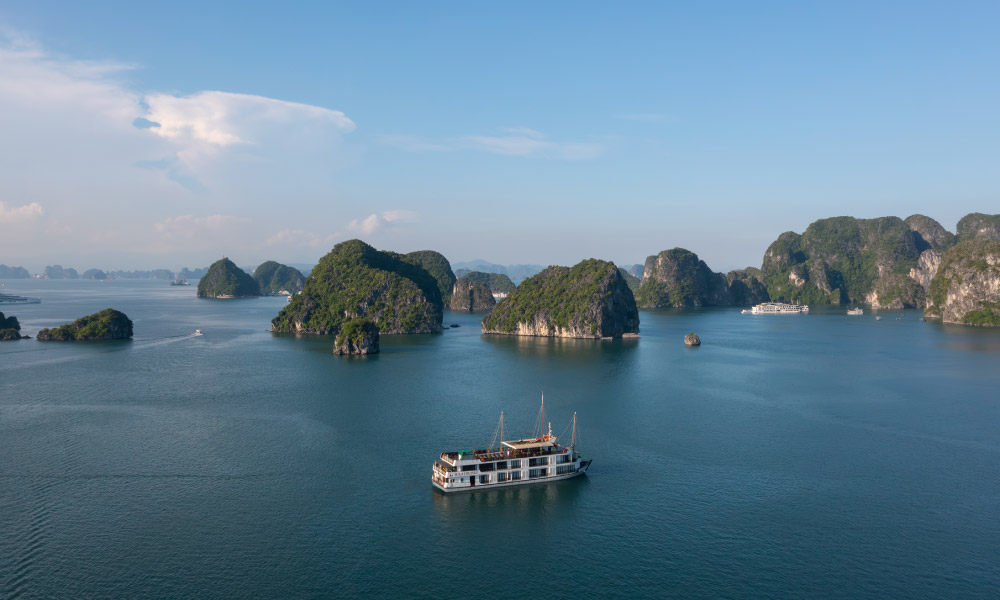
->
{"left": 430, "top": 471, "right": 590, "bottom": 519}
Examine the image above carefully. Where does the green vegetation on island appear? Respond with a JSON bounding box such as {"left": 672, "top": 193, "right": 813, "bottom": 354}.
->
{"left": 759, "top": 216, "right": 928, "bottom": 306}
{"left": 618, "top": 268, "right": 640, "bottom": 293}
{"left": 449, "top": 277, "right": 495, "bottom": 312}
{"left": 197, "top": 258, "right": 261, "bottom": 298}
{"left": 1, "top": 311, "right": 24, "bottom": 340}
{"left": 0, "top": 265, "right": 30, "bottom": 279}
{"left": 481, "top": 259, "right": 638, "bottom": 338}
{"left": 333, "top": 317, "right": 380, "bottom": 355}
{"left": 455, "top": 271, "right": 515, "bottom": 294}
{"left": 44, "top": 265, "right": 78, "bottom": 279}
{"left": 36, "top": 308, "right": 133, "bottom": 341}
{"left": 82, "top": 268, "right": 108, "bottom": 280}
{"left": 635, "top": 248, "right": 749, "bottom": 307}
{"left": 253, "top": 261, "right": 305, "bottom": 295}
{"left": 271, "top": 239, "right": 443, "bottom": 335}
{"left": 956, "top": 213, "right": 1000, "bottom": 243}
{"left": 401, "top": 250, "right": 456, "bottom": 302}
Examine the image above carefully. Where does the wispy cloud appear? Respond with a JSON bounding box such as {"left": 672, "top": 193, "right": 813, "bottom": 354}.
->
{"left": 153, "top": 214, "right": 249, "bottom": 240}
{"left": 266, "top": 229, "right": 337, "bottom": 249}
{"left": 268, "top": 209, "right": 418, "bottom": 250}
{"left": 382, "top": 209, "right": 418, "bottom": 223}
{"left": 378, "top": 128, "right": 603, "bottom": 160}
{"left": 0, "top": 201, "right": 45, "bottom": 223}
{"left": 458, "top": 132, "right": 602, "bottom": 160}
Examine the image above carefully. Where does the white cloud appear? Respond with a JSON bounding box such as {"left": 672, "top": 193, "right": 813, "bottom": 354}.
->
{"left": 153, "top": 214, "right": 248, "bottom": 240}
{"left": 347, "top": 214, "right": 383, "bottom": 236}
{"left": 382, "top": 209, "right": 418, "bottom": 223}
{"left": 378, "top": 128, "right": 602, "bottom": 160}
{"left": 344, "top": 210, "right": 419, "bottom": 236}
{"left": 0, "top": 201, "right": 45, "bottom": 223}
{"left": 0, "top": 30, "right": 359, "bottom": 265}
{"left": 144, "top": 91, "right": 355, "bottom": 149}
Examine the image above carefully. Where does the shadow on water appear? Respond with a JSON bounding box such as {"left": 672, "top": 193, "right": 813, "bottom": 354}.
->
{"left": 430, "top": 475, "right": 590, "bottom": 521}
{"left": 480, "top": 333, "right": 640, "bottom": 359}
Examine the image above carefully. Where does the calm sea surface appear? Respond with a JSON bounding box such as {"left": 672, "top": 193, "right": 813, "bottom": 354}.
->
{"left": 2, "top": 280, "right": 999, "bottom": 599}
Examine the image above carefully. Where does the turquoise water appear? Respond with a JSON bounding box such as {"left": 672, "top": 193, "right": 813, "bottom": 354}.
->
{"left": 2, "top": 280, "right": 999, "bottom": 599}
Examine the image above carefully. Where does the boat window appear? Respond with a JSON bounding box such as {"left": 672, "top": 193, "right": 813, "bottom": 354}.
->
{"left": 497, "top": 472, "right": 507, "bottom": 482}
{"left": 510, "top": 471, "right": 521, "bottom": 480}
{"left": 479, "top": 475, "right": 489, "bottom": 484}
{"left": 461, "top": 464, "right": 477, "bottom": 472}
{"left": 495, "top": 461, "right": 507, "bottom": 470}
{"left": 508, "top": 460, "right": 521, "bottom": 469}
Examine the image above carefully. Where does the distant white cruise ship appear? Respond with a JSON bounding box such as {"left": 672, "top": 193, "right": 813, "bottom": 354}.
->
{"left": 742, "top": 302, "right": 809, "bottom": 314}
{"left": 432, "top": 400, "right": 591, "bottom": 492}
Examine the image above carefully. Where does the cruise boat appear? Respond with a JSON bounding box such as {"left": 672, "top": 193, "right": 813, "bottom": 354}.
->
{"left": 432, "top": 400, "right": 591, "bottom": 492}
{"left": 847, "top": 307, "right": 864, "bottom": 315}
{"left": 741, "top": 302, "right": 809, "bottom": 314}
{"left": 0, "top": 293, "right": 41, "bottom": 305}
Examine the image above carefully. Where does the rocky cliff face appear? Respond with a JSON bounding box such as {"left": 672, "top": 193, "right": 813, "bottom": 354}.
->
{"left": 908, "top": 249, "right": 943, "bottom": 291}
{"left": 759, "top": 216, "right": 954, "bottom": 306}
{"left": 725, "top": 268, "right": 770, "bottom": 305}
{"left": 272, "top": 239, "right": 443, "bottom": 335}
{"left": 635, "top": 248, "right": 765, "bottom": 307}
{"left": 481, "top": 259, "right": 638, "bottom": 338}
{"left": 956, "top": 213, "right": 1000, "bottom": 242}
{"left": 906, "top": 214, "right": 955, "bottom": 250}
{"left": 449, "top": 278, "right": 496, "bottom": 312}
{"left": 333, "top": 318, "right": 379, "bottom": 355}
{"left": 636, "top": 248, "right": 730, "bottom": 307}
{"left": 925, "top": 238, "right": 1000, "bottom": 326}
{"left": 454, "top": 271, "right": 515, "bottom": 294}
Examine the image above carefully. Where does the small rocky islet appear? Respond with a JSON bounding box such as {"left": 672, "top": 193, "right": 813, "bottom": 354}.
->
{"left": 1, "top": 311, "right": 25, "bottom": 340}
{"left": 198, "top": 257, "right": 261, "bottom": 298}
{"left": 481, "top": 259, "right": 639, "bottom": 339}
{"left": 36, "top": 308, "right": 133, "bottom": 341}
{"left": 448, "top": 271, "right": 513, "bottom": 312}
{"left": 269, "top": 240, "right": 447, "bottom": 354}
{"left": 253, "top": 261, "right": 305, "bottom": 295}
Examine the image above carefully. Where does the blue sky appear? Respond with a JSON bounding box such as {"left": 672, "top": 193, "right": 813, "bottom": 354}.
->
{"left": 1, "top": 1, "right": 998, "bottom": 272}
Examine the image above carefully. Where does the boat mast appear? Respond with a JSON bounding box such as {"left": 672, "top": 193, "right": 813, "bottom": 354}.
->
{"left": 533, "top": 393, "right": 546, "bottom": 439}
{"left": 570, "top": 412, "right": 577, "bottom": 450}
{"left": 489, "top": 411, "right": 505, "bottom": 451}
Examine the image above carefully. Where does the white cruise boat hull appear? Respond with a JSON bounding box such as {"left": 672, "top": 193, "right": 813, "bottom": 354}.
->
{"left": 432, "top": 461, "right": 591, "bottom": 493}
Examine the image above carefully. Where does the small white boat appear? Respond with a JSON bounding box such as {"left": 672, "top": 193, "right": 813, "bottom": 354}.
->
{"left": 847, "top": 307, "right": 863, "bottom": 315}
{"left": 194, "top": 329, "right": 203, "bottom": 336}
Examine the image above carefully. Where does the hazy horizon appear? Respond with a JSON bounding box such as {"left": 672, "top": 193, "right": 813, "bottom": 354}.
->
{"left": 2, "top": 3, "right": 998, "bottom": 273}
